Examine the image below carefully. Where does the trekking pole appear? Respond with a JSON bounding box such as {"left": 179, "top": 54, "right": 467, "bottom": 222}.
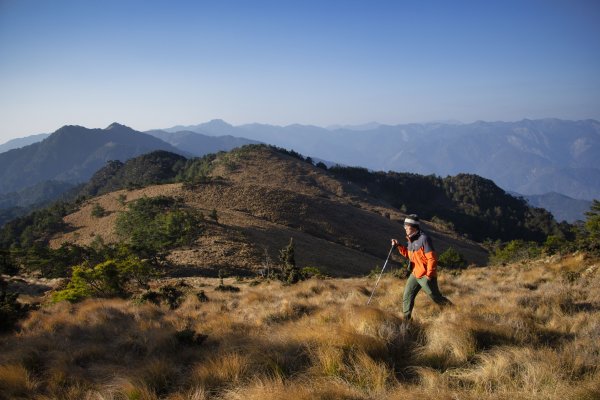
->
{"left": 366, "top": 244, "right": 395, "bottom": 305}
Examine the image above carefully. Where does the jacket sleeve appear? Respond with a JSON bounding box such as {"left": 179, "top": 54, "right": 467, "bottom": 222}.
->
{"left": 396, "top": 245, "right": 408, "bottom": 258}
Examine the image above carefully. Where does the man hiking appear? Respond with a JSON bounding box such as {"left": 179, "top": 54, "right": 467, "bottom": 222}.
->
{"left": 391, "top": 214, "right": 452, "bottom": 320}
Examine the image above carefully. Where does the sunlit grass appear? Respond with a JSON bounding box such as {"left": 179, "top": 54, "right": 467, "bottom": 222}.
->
{"left": 1, "top": 253, "right": 599, "bottom": 399}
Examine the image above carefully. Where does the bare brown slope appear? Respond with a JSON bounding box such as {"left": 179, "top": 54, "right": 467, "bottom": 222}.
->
{"left": 50, "top": 146, "right": 487, "bottom": 276}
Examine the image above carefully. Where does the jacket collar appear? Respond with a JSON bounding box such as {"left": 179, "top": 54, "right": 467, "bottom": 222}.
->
{"left": 406, "top": 230, "right": 421, "bottom": 242}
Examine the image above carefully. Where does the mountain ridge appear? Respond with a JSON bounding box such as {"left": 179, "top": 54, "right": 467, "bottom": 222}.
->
{"left": 161, "top": 118, "right": 600, "bottom": 200}
{"left": 522, "top": 192, "right": 592, "bottom": 223}
{"left": 0, "top": 123, "right": 187, "bottom": 196}
{"left": 0, "top": 133, "right": 51, "bottom": 154}
{"left": 3, "top": 118, "right": 597, "bottom": 222}
{"left": 145, "top": 129, "right": 259, "bottom": 156}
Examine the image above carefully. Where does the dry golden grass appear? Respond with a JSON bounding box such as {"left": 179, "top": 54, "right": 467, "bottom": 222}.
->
{"left": 0, "top": 364, "right": 38, "bottom": 398}
{"left": 1, "top": 253, "right": 599, "bottom": 399}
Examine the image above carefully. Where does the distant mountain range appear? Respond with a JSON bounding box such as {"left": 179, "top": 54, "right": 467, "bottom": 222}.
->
{"left": 162, "top": 118, "right": 600, "bottom": 201}
{"left": 521, "top": 192, "right": 592, "bottom": 223}
{"left": 145, "top": 129, "right": 258, "bottom": 155}
{"left": 1, "top": 118, "right": 597, "bottom": 224}
{"left": 0, "top": 180, "right": 77, "bottom": 226}
{"left": 0, "top": 124, "right": 258, "bottom": 213}
{"left": 0, "top": 180, "right": 76, "bottom": 209}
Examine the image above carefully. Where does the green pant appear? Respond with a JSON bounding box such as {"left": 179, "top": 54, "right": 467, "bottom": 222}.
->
{"left": 403, "top": 274, "right": 452, "bottom": 320}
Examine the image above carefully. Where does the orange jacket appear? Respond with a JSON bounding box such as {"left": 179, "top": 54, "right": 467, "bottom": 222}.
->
{"left": 396, "top": 231, "right": 438, "bottom": 278}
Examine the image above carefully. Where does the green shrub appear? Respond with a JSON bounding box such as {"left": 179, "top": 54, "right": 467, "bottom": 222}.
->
{"left": 52, "top": 256, "right": 154, "bottom": 302}
{"left": 301, "top": 266, "right": 326, "bottom": 279}
{"left": 577, "top": 200, "right": 600, "bottom": 255}
{"left": 214, "top": 284, "right": 240, "bottom": 292}
{"left": 584, "top": 200, "right": 600, "bottom": 240}
{"left": 176, "top": 154, "right": 217, "bottom": 186}
{"left": 117, "top": 193, "right": 127, "bottom": 205}
{"left": 0, "top": 201, "right": 73, "bottom": 248}
{"left": 543, "top": 235, "right": 569, "bottom": 255}
{"left": 91, "top": 203, "right": 107, "bottom": 218}
{"left": 15, "top": 243, "right": 93, "bottom": 278}
{"left": 438, "top": 247, "right": 468, "bottom": 269}
{"left": 139, "top": 290, "right": 161, "bottom": 305}
{"left": 159, "top": 285, "right": 185, "bottom": 309}
{"left": 196, "top": 290, "right": 209, "bottom": 302}
{"left": 489, "top": 240, "right": 542, "bottom": 265}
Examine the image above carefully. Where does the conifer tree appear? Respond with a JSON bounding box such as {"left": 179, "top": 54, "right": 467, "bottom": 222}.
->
{"left": 585, "top": 200, "right": 600, "bottom": 240}
{"left": 279, "top": 238, "right": 299, "bottom": 283}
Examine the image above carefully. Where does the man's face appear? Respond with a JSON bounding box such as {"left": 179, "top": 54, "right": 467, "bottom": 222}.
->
{"left": 404, "top": 224, "right": 418, "bottom": 236}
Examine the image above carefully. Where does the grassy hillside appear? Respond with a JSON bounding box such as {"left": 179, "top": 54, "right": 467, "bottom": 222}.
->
{"left": 47, "top": 145, "right": 488, "bottom": 276}
{"left": 1, "top": 253, "right": 598, "bottom": 399}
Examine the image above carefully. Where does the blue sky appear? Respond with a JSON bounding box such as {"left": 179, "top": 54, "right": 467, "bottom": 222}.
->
{"left": 1, "top": 0, "right": 599, "bottom": 142}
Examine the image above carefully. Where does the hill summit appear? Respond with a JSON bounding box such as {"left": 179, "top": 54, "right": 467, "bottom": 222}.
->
{"left": 0, "top": 123, "right": 184, "bottom": 195}
{"left": 42, "top": 144, "right": 558, "bottom": 276}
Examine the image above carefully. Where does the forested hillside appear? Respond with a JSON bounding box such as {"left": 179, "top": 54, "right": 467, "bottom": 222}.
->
{"left": 327, "top": 166, "right": 561, "bottom": 242}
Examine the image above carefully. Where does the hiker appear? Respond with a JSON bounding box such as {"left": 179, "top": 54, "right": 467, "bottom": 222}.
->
{"left": 391, "top": 214, "right": 452, "bottom": 320}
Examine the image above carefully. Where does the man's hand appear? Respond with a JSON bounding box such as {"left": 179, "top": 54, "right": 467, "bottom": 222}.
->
{"left": 391, "top": 239, "right": 399, "bottom": 247}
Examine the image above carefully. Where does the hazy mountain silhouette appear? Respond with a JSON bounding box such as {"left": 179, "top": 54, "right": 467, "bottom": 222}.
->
{"left": 0, "top": 123, "right": 185, "bottom": 195}
{"left": 0, "top": 133, "right": 50, "bottom": 153}
{"left": 164, "top": 118, "right": 600, "bottom": 200}
{"left": 522, "top": 192, "right": 592, "bottom": 223}
{"left": 0, "top": 180, "right": 77, "bottom": 226}
{"left": 145, "top": 129, "right": 259, "bottom": 156}
{"left": 0, "top": 180, "right": 76, "bottom": 209}
{"left": 164, "top": 119, "right": 240, "bottom": 136}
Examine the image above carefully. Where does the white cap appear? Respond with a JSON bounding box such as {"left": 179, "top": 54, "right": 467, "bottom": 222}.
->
{"left": 404, "top": 214, "right": 420, "bottom": 226}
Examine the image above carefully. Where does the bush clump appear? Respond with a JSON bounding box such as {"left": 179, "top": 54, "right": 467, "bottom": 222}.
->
{"left": 115, "top": 196, "right": 204, "bottom": 259}
{"left": 438, "top": 247, "right": 468, "bottom": 269}
{"left": 300, "top": 266, "right": 326, "bottom": 279}
{"left": 52, "top": 256, "right": 155, "bottom": 303}
{"left": 91, "top": 203, "right": 107, "bottom": 218}
{"left": 489, "top": 240, "right": 542, "bottom": 265}
{"left": 215, "top": 269, "right": 240, "bottom": 292}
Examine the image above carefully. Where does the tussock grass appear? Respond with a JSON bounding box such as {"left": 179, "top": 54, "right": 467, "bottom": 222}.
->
{"left": 415, "top": 310, "right": 477, "bottom": 368}
{"left": 1, "top": 253, "right": 599, "bottom": 399}
{"left": 0, "top": 364, "right": 37, "bottom": 398}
